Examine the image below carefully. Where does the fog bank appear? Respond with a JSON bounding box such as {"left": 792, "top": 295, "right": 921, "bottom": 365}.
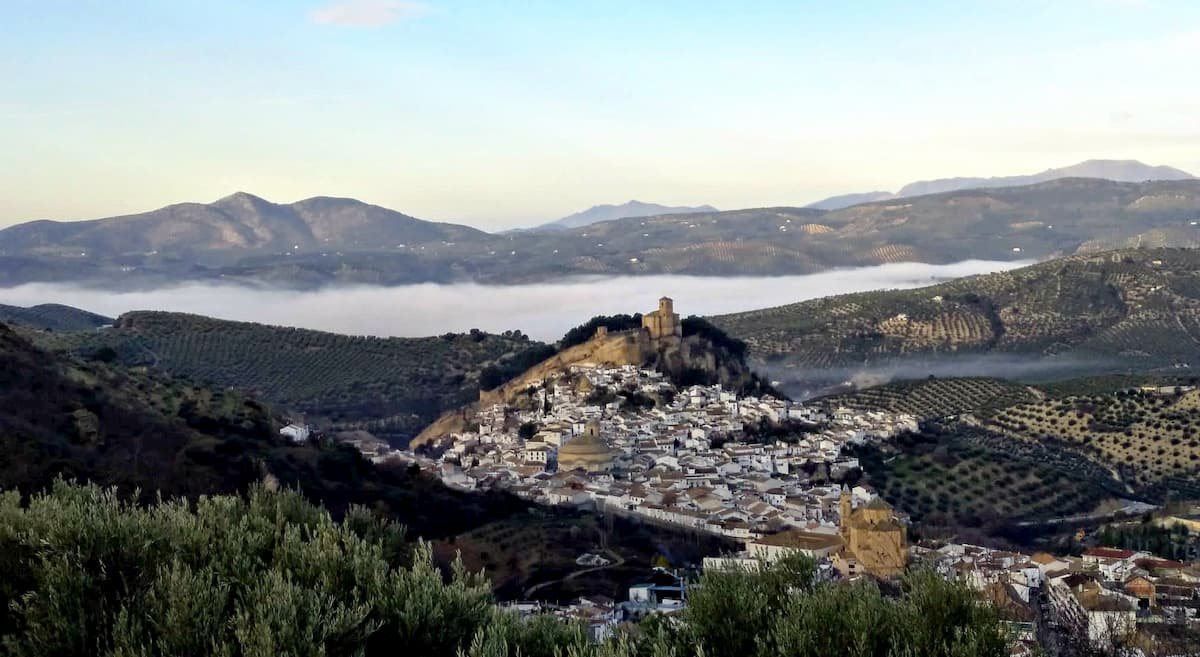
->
{"left": 0, "top": 261, "right": 1026, "bottom": 342}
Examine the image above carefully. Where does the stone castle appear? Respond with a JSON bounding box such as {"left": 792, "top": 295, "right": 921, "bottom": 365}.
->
{"left": 478, "top": 297, "right": 689, "bottom": 407}
{"left": 838, "top": 485, "right": 908, "bottom": 578}
{"left": 641, "top": 296, "right": 683, "bottom": 346}
{"left": 415, "top": 296, "right": 754, "bottom": 446}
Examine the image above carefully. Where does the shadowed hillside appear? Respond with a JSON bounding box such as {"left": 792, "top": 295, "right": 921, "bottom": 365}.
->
{"left": 20, "top": 312, "right": 552, "bottom": 445}
{"left": 0, "top": 303, "right": 112, "bottom": 331}
{"left": 0, "top": 322, "right": 733, "bottom": 598}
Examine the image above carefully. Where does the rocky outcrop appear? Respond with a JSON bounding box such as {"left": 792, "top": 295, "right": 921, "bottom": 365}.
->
{"left": 412, "top": 324, "right": 763, "bottom": 447}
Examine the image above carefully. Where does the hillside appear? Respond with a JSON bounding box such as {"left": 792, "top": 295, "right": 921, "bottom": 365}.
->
{"left": 24, "top": 311, "right": 552, "bottom": 445}
{"left": 713, "top": 247, "right": 1200, "bottom": 395}
{"left": 0, "top": 319, "right": 514, "bottom": 531}
{"left": 0, "top": 323, "right": 737, "bottom": 604}
{"left": 849, "top": 423, "right": 1131, "bottom": 537}
{"left": 0, "top": 302, "right": 112, "bottom": 331}
{"left": 536, "top": 200, "right": 718, "bottom": 231}
{"left": 829, "top": 375, "right": 1200, "bottom": 540}
{"left": 3, "top": 178, "right": 1200, "bottom": 287}
{"left": 808, "top": 159, "right": 1195, "bottom": 210}
{"left": 818, "top": 377, "right": 1043, "bottom": 419}
{"left": 417, "top": 311, "right": 768, "bottom": 445}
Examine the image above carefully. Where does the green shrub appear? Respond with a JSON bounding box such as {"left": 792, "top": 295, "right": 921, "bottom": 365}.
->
{"left": 0, "top": 482, "right": 1010, "bottom": 657}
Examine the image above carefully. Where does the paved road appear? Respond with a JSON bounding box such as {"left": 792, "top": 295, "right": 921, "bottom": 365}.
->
{"left": 523, "top": 549, "right": 626, "bottom": 598}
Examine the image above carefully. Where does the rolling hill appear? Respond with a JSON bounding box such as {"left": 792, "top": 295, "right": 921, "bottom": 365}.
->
{"left": 0, "top": 192, "right": 486, "bottom": 261}
{"left": 3, "top": 178, "right": 1200, "bottom": 287}
{"left": 0, "top": 303, "right": 113, "bottom": 331}
{"left": 535, "top": 200, "right": 718, "bottom": 231}
{"left": 807, "top": 159, "right": 1196, "bottom": 210}
{"left": 18, "top": 311, "right": 553, "bottom": 445}
{"left": 713, "top": 248, "right": 1200, "bottom": 395}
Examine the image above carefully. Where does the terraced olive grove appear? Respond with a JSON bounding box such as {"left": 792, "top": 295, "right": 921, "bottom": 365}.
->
{"left": 984, "top": 388, "right": 1200, "bottom": 499}
{"left": 818, "top": 377, "right": 1041, "bottom": 419}
{"left": 0, "top": 303, "right": 113, "bottom": 331}
{"left": 851, "top": 425, "right": 1126, "bottom": 532}
{"left": 715, "top": 248, "right": 1200, "bottom": 391}
{"left": 838, "top": 374, "right": 1200, "bottom": 540}
{"left": 25, "top": 311, "right": 551, "bottom": 445}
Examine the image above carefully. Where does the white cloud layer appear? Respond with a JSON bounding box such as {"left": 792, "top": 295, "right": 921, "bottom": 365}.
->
{"left": 309, "top": 0, "right": 426, "bottom": 27}
{"left": 0, "top": 261, "right": 1026, "bottom": 342}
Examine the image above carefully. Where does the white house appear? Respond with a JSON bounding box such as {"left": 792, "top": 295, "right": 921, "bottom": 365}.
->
{"left": 280, "top": 424, "right": 310, "bottom": 443}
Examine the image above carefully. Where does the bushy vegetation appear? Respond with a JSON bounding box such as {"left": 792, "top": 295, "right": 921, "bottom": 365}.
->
{"left": 558, "top": 314, "right": 644, "bottom": 350}
{"left": 0, "top": 482, "right": 1010, "bottom": 657}
{"left": 680, "top": 316, "right": 747, "bottom": 358}
{"left": 1097, "top": 520, "right": 1198, "bottom": 562}
{"left": 30, "top": 311, "right": 547, "bottom": 444}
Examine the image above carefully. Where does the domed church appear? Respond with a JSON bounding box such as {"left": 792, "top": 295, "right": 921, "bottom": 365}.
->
{"left": 557, "top": 421, "right": 617, "bottom": 473}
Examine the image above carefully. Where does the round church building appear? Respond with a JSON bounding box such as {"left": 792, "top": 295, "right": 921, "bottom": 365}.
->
{"left": 557, "top": 421, "right": 616, "bottom": 473}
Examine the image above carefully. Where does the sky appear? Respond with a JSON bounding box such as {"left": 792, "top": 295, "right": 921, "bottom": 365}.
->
{"left": 2, "top": 0, "right": 1198, "bottom": 230}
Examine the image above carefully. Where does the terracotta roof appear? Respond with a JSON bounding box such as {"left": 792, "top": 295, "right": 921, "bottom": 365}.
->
{"left": 1136, "top": 558, "right": 1187, "bottom": 570}
{"left": 1084, "top": 547, "right": 1137, "bottom": 560}
{"left": 1031, "top": 552, "right": 1061, "bottom": 565}
{"left": 754, "top": 529, "right": 845, "bottom": 551}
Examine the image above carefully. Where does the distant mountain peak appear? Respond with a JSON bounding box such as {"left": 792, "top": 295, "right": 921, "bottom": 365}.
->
{"left": 806, "top": 159, "right": 1195, "bottom": 211}
{"left": 537, "top": 200, "right": 718, "bottom": 231}
{"left": 215, "top": 191, "right": 271, "bottom": 205}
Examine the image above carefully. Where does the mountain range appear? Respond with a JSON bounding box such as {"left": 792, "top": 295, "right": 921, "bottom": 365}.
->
{"left": 535, "top": 200, "right": 718, "bottom": 231}
{"left": 806, "top": 159, "right": 1196, "bottom": 210}
{"left": 2, "top": 162, "right": 1200, "bottom": 288}
{"left": 0, "top": 192, "right": 484, "bottom": 261}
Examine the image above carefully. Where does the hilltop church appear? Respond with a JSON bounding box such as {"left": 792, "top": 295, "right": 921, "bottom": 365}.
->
{"left": 837, "top": 485, "right": 908, "bottom": 577}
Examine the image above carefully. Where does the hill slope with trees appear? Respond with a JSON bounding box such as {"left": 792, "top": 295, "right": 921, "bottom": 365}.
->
{"left": 0, "top": 303, "right": 113, "bottom": 331}
{"left": 19, "top": 311, "right": 552, "bottom": 445}
{"left": 714, "top": 248, "right": 1200, "bottom": 394}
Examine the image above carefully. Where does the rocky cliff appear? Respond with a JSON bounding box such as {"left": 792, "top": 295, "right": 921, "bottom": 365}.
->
{"left": 412, "top": 323, "right": 764, "bottom": 446}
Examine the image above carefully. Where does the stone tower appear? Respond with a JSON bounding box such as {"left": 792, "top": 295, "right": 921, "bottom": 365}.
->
{"left": 839, "top": 485, "right": 852, "bottom": 538}
{"left": 642, "top": 296, "right": 682, "bottom": 344}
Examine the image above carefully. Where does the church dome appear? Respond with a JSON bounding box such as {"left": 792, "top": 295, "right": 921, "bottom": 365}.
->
{"left": 558, "top": 421, "right": 616, "bottom": 472}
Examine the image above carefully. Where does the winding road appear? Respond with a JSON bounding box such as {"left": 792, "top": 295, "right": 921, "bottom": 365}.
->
{"left": 523, "top": 549, "right": 626, "bottom": 598}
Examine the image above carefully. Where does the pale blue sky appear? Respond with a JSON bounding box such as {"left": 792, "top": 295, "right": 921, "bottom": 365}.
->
{"left": 2, "top": 0, "right": 1198, "bottom": 229}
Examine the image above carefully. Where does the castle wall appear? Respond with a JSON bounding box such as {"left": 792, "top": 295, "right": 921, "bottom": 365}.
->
{"left": 479, "top": 330, "right": 652, "bottom": 406}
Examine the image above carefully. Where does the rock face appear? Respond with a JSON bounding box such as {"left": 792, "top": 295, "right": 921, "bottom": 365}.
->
{"left": 413, "top": 298, "right": 759, "bottom": 445}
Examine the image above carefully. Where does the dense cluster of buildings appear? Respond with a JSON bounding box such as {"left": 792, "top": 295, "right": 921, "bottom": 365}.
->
{"left": 352, "top": 296, "right": 1200, "bottom": 652}
{"left": 396, "top": 359, "right": 920, "bottom": 577}
{"left": 905, "top": 541, "right": 1200, "bottom": 654}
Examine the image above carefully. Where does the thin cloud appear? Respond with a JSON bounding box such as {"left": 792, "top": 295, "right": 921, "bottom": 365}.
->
{"left": 309, "top": 0, "right": 427, "bottom": 27}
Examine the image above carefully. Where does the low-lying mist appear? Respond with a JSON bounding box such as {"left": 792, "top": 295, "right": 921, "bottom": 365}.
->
{"left": 0, "top": 260, "right": 1026, "bottom": 342}
{"left": 769, "top": 354, "right": 1121, "bottom": 400}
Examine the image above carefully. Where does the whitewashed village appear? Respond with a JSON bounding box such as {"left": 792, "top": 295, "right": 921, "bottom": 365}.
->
{"left": 314, "top": 298, "right": 1200, "bottom": 656}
